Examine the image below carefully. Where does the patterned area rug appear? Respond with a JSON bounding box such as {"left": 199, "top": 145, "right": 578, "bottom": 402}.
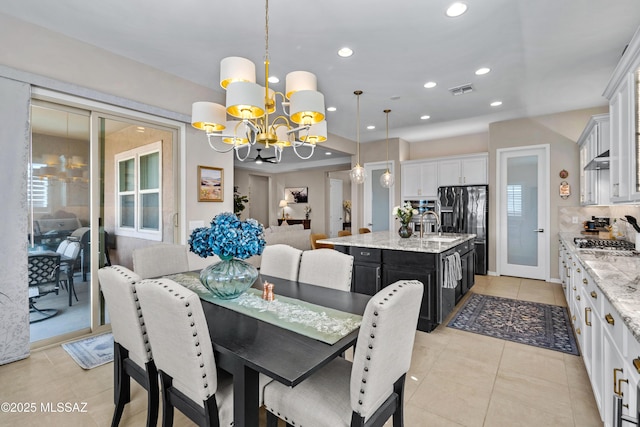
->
{"left": 447, "top": 294, "right": 579, "bottom": 355}
{"left": 62, "top": 333, "right": 114, "bottom": 369}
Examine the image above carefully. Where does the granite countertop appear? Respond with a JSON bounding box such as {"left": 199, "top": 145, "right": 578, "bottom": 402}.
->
{"left": 318, "top": 231, "right": 476, "bottom": 254}
{"left": 559, "top": 232, "right": 640, "bottom": 342}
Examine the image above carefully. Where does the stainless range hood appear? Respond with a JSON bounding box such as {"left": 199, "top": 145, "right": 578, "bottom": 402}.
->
{"left": 584, "top": 150, "right": 610, "bottom": 170}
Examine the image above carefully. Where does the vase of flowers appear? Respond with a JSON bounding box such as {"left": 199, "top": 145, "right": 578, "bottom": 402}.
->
{"left": 189, "top": 212, "right": 266, "bottom": 299}
{"left": 392, "top": 202, "right": 418, "bottom": 238}
{"left": 304, "top": 205, "right": 312, "bottom": 220}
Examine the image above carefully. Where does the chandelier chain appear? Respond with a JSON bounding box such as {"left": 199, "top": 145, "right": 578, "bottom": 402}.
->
{"left": 265, "top": 0, "right": 270, "bottom": 61}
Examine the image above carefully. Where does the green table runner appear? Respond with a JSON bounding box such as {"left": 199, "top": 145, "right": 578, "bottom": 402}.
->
{"left": 165, "top": 272, "right": 362, "bottom": 345}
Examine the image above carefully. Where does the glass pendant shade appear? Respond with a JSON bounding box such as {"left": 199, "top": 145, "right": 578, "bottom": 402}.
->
{"left": 350, "top": 164, "right": 366, "bottom": 184}
{"left": 226, "top": 81, "right": 265, "bottom": 119}
{"left": 285, "top": 71, "right": 318, "bottom": 99}
{"left": 300, "top": 120, "right": 327, "bottom": 144}
{"left": 220, "top": 56, "right": 256, "bottom": 89}
{"left": 192, "top": 102, "right": 226, "bottom": 132}
{"left": 289, "top": 90, "right": 325, "bottom": 125}
{"left": 380, "top": 169, "right": 395, "bottom": 188}
{"left": 222, "top": 120, "right": 251, "bottom": 145}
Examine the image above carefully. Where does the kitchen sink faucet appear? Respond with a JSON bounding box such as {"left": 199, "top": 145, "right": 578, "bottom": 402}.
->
{"left": 420, "top": 211, "right": 441, "bottom": 238}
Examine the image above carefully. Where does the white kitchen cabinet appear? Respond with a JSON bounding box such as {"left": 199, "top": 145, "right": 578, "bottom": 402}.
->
{"left": 577, "top": 114, "right": 610, "bottom": 205}
{"left": 604, "top": 26, "right": 640, "bottom": 203}
{"left": 437, "top": 154, "right": 488, "bottom": 186}
{"left": 401, "top": 161, "right": 438, "bottom": 198}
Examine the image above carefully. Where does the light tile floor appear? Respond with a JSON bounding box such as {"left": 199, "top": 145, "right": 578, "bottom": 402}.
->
{"left": 1, "top": 275, "right": 602, "bottom": 426}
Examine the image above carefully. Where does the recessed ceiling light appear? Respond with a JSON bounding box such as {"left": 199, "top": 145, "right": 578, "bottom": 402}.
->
{"left": 367, "top": 125, "right": 375, "bottom": 130}
{"left": 475, "top": 67, "right": 491, "bottom": 75}
{"left": 446, "top": 2, "right": 467, "bottom": 17}
{"left": 337, "top": 47, "right": 353, "bottom": 58}
{"left": 423, "top": 81, "right": 437, "bottom": 89}
{"left": 390, "top": 95, "right": 401, "bottom": 101}
{"left": 490, "top": 101, "right": 503, "bottom": 107}
{"left": 327, "top": 106, "right": 337, "bottom": 112}
{"left": 268, "top": 76, "right": 280, "bottom": 83}
{"left": 420, "top": 115, "right": 431, "bottom": 120}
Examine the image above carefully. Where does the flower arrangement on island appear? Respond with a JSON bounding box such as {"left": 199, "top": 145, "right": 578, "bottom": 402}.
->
{"left": 392, "top": 202, "right": 418, "bottom": 226}
{"left": 189, "top": 212, "right": 266, "bottom": 260}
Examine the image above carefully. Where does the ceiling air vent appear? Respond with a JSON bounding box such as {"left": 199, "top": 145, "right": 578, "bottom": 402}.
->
{"left": 448, "top": 83, "right": 474, "bottom": 96}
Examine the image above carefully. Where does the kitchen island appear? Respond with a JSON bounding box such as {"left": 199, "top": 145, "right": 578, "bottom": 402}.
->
{"left": 319, "top": 231, "right": 476, "bottom": 332}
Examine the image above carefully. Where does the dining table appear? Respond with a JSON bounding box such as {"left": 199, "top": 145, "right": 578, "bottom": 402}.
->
{"left": 166, "top": 272, "right": 371, "bottom": 427}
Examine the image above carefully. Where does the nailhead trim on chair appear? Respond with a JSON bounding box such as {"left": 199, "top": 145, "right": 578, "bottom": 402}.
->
{"left": 150, "top": 278, "right": 212, "bottom": 400}
{"left": 109, "top": 265, "right": 153, "bottom": 361}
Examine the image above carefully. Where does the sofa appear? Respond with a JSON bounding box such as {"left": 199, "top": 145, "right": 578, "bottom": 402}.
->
{"left": 247, "top": 223, "right": 312, "bottom": 268}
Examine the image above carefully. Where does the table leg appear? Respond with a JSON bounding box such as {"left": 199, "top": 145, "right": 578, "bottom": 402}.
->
{"left": 232, "top": 364, "right": 260, "bottom": 427}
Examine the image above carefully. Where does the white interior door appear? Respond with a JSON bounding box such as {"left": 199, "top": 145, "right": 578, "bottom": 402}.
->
{"left": 248, "top": 174, "right": 269, "bottom": 226}
{"left": 329, "top": 179, "right": 343, "bottom": 237}
{"left": 364, "top": 161, "right": 395, "bottom": 231}
{"left": 497, "top": 145, "right": 549, "bottom": 280}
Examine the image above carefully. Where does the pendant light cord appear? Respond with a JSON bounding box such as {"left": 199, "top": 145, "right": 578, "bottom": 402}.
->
{"left": 355, "top": 90, "right": 362, "bottom": 164}
{"left": 385, "top": 109, "right": 390, "bottom": 169}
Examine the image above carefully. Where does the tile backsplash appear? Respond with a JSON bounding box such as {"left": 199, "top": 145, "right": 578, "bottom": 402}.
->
{"left": 559, "top": 205, "right": 640, "bottom": 241}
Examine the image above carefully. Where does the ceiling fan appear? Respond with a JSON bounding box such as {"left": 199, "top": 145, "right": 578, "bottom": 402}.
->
{"left": 251, "top": 148, "right": 278, "bottom": 164}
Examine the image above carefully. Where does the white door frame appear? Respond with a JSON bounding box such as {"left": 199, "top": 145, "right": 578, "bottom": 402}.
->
{"left": 496, "top": 144, "right": 550, "bottom": 280}
{"left": 364, "top": 161, "right": 395, "bottom": 231}
{"left": 329, "top": 178, "right": 344, "bottom": 237}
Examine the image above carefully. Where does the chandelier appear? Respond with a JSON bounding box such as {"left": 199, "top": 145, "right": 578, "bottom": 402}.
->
{"left": 190, "top": 0, "right": 326, "bottom": 162}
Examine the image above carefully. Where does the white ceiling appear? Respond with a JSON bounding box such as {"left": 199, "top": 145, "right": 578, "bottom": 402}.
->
{"left": 4, "top": 0, "right": 640, "bottom": 169}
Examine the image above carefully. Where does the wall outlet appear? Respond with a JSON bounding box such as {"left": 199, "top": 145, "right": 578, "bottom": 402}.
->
{"left": 572, "top": 216, "right": 579, "bottom": 224}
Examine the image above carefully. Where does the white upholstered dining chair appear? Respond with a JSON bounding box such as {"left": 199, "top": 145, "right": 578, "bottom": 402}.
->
{"left": 259, "top": 244, "right": 303, "bottom": 281}
{"left": 98, "top": 265, "right": 158, "bottom": 427}
{"left": 263, "top": 279, "right": 424, "bottom": 427}
{"left": 298, "top": 249, "right": 354, "bottom": 291}
{"left": 132, "top": 243, "right": 189, "bottom": 279}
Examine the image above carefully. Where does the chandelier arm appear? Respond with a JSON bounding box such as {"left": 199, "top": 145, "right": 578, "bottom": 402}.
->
{"left": 234, "top": 143, "right": 252, "bottom": 161}
{"left": 206, "top": 133, "right": 236, "bottom": 153}
{"left": 271, "top": 115, "right": 292, "bottom": 127}
{"left": 292, "top": 143, "right": 316, "bottom": 160}
{"left": 242, "top": 119, "right": 260, "bottom": 145}
{"left": 274, "top": 145, "right": 283, "bottom": 163}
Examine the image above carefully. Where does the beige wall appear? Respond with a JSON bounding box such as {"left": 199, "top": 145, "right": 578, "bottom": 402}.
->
{"left": 488, "top": 106, "right": 608, "bottom": 279}
{"left": 409, "top": 132, "right": 489, "bottom": 159}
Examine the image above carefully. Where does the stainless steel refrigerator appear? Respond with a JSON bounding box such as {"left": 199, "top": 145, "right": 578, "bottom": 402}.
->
{"left": 438, "top": 185, "right": 488, "bottom": 275}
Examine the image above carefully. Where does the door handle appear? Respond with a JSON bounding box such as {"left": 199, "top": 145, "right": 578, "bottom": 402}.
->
{"left": 533, "top": 229, "right": 544, "bottom": 233}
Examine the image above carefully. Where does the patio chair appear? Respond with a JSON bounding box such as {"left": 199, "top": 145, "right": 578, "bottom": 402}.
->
{"left": 59, "top": 240, "right": 81, "bottom": 306}
{"left": 28, "top": 253, "right": 61, "bottom": 323}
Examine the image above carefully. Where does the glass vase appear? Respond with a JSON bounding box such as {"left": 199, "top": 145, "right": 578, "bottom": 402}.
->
{"left": 199, "top": 255, "right": 258, "bottom": 299}
{"left": 398, "top": 223, "right": 412, "bottom": 238}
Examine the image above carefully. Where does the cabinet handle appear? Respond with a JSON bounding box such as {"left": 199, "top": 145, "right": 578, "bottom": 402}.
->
{"left": 360, "top": 251, "right": 370, "bottom": 256}
{"left": 605, "top": 313, "right": 615, "bottom": 325}
{"left": 633, "top": 358, "right": 640, "bottom": 374}
{"left": 591, "top": 291, "right": 597, "bottom": 299}
{"left": 375, "top": 266, "right": 381, "bottom": 292}
{"left": 585, "top": 307, "right": 592, "bottom": 326}
{"left": 614, "top": 368, "right": 623, "bottom": 395}
{"left": 618, "top": 378, "right": 629, "bottom": 398}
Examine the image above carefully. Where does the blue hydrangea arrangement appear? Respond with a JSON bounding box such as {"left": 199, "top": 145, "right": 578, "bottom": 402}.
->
{"left": 189, "top": 212, "right": 266, "bottom": 260}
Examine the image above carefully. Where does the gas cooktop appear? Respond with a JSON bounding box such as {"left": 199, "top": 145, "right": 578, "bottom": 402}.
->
{"left": 573, "top": 237, "right": 636, "bottom": 251}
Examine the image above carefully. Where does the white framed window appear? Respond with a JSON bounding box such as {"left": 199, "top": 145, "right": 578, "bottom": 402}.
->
{"left": 115, "top": 141, "right": 162, "bottom": 241}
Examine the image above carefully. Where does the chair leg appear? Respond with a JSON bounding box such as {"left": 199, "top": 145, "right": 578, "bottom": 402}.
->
{"left": 159, "top": 371, "right": 174, "bottom": 427}
{"left": 68, "top": 275, "right": 78, "bottom": 306}
{"left": 145, "top": 361, "right": 159, "bottom": 427}
{"left": 266, "top": 411, "right": 279, "bottom": 427}
{"left": 111, "top": 343, "right": 130, "bottom": 427}
{"left": 392, "top": 375, "right": 406, "bottom": 427}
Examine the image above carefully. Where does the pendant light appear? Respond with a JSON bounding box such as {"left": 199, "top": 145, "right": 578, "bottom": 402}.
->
{"left": 380, "top": 109, "right": 395, "bottom": 188}
{"left": 350, "top": 90, "right": 366, "bottom": 184}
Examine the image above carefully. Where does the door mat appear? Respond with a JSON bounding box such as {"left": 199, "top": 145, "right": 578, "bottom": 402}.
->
{"left": 62, "top": 333, "right": 114, "bottom": 369}
{"left": 447, "top": 294, "right": 579, "bottom": 356}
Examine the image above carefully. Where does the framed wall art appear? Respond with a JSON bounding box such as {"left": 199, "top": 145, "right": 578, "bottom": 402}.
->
{"left": 198, "top": 166, "right": 223, "bottom": 202}
{"left": 284, "top": 187, "right": 308, "bottom": 204}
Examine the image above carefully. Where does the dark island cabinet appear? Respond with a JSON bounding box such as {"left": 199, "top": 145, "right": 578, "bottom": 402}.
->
{"left": 382, "top": 250, "right": 438, "bottom": 332}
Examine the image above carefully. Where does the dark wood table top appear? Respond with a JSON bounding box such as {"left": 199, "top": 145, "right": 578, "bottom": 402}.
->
{"left": 201, "top": 274, "right": 370, "bottom": 386}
